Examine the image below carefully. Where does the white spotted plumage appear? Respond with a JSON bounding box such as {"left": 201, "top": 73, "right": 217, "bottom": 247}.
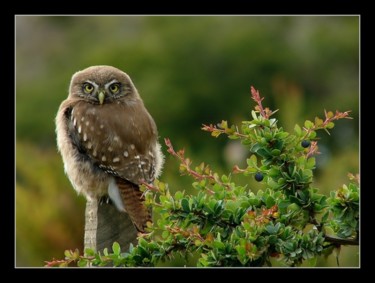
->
{"left": 55, "top": 65, "right": 164, "bottom": 232}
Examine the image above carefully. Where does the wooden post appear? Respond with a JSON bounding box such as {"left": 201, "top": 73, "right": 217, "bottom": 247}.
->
{"left": 84, "top": 198, "right": 138, "bottom": 253}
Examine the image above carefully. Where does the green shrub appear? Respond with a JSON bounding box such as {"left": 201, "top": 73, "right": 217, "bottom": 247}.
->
{"left": 47, "top": 86, "right": 358, "bottom": 267}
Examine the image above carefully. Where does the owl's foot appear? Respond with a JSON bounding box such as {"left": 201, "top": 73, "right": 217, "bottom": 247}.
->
{"left": 99, "top": 195, "right": 112, "bottom": 205}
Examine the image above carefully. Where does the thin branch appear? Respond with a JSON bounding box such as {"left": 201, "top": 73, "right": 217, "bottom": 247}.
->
{"left": 251, "top": 86, "right": 267, "bottom": 119}
{"left": 305, "top": 141, "right": 320, "bottom": 159}
{"left": 201, "top": 123, "right": 248, "bottom": 138}
{"left": 303, "top": 110, "right": 352, "bottom": 139}
{"left": 140, "top": 180, "right": 160, "bottom": 192}
{"left": 250, "top": 86, "right": 277, "bottom": 119}
{"left": 164, "top": 138, "right": 231, "bottom": 192}
{"left": 324, "top": 235, "right": 359, "bottom": 246}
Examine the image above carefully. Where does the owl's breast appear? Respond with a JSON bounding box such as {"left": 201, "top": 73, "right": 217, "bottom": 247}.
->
{"left": 72, "top": 102, "right": 155, "bottom": 149}
{"left": 71, "top": 101, "right": 158, "bottom": 184}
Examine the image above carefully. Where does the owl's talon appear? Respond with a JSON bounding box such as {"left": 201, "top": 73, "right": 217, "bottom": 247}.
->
{"left": 99, "top": 196, "right": 110, "bottom": 205}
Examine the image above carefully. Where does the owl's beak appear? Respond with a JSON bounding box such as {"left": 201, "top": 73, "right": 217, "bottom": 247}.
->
{"left": 98, "top": 91, "right": 105, "bottom": 105}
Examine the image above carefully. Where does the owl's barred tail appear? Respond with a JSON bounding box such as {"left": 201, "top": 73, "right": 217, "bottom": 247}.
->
{"left": 116, "top": 177, "right": 152, "bottom": 232}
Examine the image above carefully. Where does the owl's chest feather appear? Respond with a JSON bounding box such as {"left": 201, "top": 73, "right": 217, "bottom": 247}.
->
{"left": 69, "top": 101, "right": 157, "bottom": 184}
{"left": 72, "top": 101, "right": 155, "bottom": 147}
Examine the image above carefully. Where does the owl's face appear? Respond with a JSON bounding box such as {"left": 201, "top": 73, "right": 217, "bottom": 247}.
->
{"left": 69, "top": 66, "right": 138, "bottom": 105}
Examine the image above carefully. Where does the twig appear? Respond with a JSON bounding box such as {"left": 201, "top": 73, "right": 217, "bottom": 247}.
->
{"left": 201, "top": 123, "right": 248, "bottom": 138}
{"left": 303, "top": 110, "right": 352, "bottom": 139}
{"left": 250, "top": 86, "right": 277, "bottom": 119}
{"left": 164, "top": 138, "right": 231, "bottom": 192}
{"left": 324, "top": 235, "right": 359, "bottom": 246}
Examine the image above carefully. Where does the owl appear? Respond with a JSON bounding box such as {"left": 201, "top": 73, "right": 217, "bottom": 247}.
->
{"left": 55, "top": 65, "right": 164, "bottom": 232}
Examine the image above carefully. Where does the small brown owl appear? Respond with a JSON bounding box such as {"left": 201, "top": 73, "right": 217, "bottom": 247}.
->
{"left": 55, "top": 65, "right": 164, "bottom": 232}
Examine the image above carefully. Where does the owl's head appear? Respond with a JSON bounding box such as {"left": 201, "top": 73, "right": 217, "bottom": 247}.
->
{"left": 69, "top": 65, "right": 140, "bottom": 105}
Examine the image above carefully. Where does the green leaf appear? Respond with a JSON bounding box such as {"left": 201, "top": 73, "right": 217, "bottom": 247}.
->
{"left": 326, "top": 122, "right": 335, "bottom": 129}
{"left": 276, "top": 131, "right": 289, "bottom": 139}
{"left": 257, "top": 148, "right": 271, "bottom": 158}
{"left": 251, "top": 110, "right": 258, "bottom": 120}
{"left": 277, "top": 178, "right": 286, "bottom": 185}
{"left": 278, "top": 200, "right": 290, "bottom": 212}
{"left": 269, "top": 118, "right": 277, "bottom": 126}
{"left": 265, "top": 222, "right": 280, "bottom": 235}
{"left": 308, "top": 131, "right": 317, "bottom": 139}
{"left": 241, "top": 139, "right": 253, "bottom": 145}
{"left": 137, "top": 245, "right": 149, "bottom": 258}
{"left": 321, "top": 211, "right": 329, "bottom": 223}
{"left": 162, "top": 230, "right": 170, "bottom": 239}
{"left": 294, "top": 124, "right": 302, "bottom": 136}
{"left": 315, "top": 117, "right": 324, "bottom": 127}
{"left": 219, "top": 120, "right": 228, "bottom": 129}
{"left": 247, "top": 155, "right": 257, "bottom": 167}
{"left": 84, "top": 248, "right": 95, "bottom": 257}
{"left": 77, "top": 259, "right": 88, "bottom": 267}
{"left": 181, "top": 198, "right": 190, "bottom": 212}
{"left": 296, "top": 156, "right": 305, "bottom": 166}
{"left": 73, "top": 249, "right": 81, "bottom": 259}
{"left": 158, "top": 181, "right": 166, "bottom": 193}
{"left": 174, "top": 191, "right": 184, "bottom": 201}
{"left": 297, "top": 190, "right": 308, "bottom": 202}
{"left": 213, "top": 241, "right": 225, "bottom": 250}
{"left": 250, "top": 143, "right": 262, "bottom": 153}
{"left": 211, "top": 130, "right": 222, "bottom": 138}
{"left": 103, "top": 248, "right": 109, "bottom": 256}
{"left": 326, "top": 111, "right": 334, "bottom": 118}
{"left": 112, "top": 242, "right": 121, "bottom": 256}
{"left": 64, "top": 250, "right": 73, "bottom": 259}
{"left": 268, "top": 178, "right": 280, "bottom": 190}
{"left": 248, "top": 123, "right": 257, "bottom": 130}
{"left": 303, "top": 169, "right": 313, "bottom": 178}
{"left": 236, "top": 245, "right": 246, "bottom": 256}
{"left": 245, "top": 167, "right": 257, "bottom": 174}
{"left": 268, "top": 167, "right": 280, "bottom": 178}
{"left": 288, "top": 202, "right": 300, "bottom": 212}
{"left": 288, "top": 164, "right": 297, "bottom": 177}
{"left": 59, "top": 262, "right": 69, "bottom": 267}
{"left": 228, "top": 135, "right": 239, "bottom": 140}
{"left": 304, "top": 120, "right": 314, "bottom": 129}
{"left": 248, "top": 197, "right": 261, "bottom": 206}
{"left": 306, "top": 157, "right": 316, "bottom": 169}
{"left": 221, "top": 174, "right": 229, "bottom": 183}
{"left": 138, "top": 238, "right": 149, "bottom": 249}
{"left": 266, "top": 196, "right": 276, "bottom": 208}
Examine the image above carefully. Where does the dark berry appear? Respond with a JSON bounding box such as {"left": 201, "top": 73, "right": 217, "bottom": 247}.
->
{"left": 255, "top": 172, "right": 264, "bottom": 182}
{"left": 301, "top": 140, "right": 311, "bottom": 148}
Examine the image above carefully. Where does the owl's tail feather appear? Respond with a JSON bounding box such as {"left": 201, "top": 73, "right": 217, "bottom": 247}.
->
{"left": 115, "top": 177, "right": 152, "bottom": 233}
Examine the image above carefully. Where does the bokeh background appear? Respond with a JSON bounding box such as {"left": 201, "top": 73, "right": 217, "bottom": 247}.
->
{"left": 16, "top": 16, "right": 359, "bottom": 267}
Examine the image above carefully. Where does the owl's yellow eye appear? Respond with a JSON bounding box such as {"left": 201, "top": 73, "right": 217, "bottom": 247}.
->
{"left": 109, "top": 83, "right": 120, "bottom": 94}
{"left": 83, "top": 83, "right": 94, "bottom": 94}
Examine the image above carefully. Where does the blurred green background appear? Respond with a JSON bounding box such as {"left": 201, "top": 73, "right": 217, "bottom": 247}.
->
{"left": 15, "top": 16, "right": 359, "bottom": 267}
